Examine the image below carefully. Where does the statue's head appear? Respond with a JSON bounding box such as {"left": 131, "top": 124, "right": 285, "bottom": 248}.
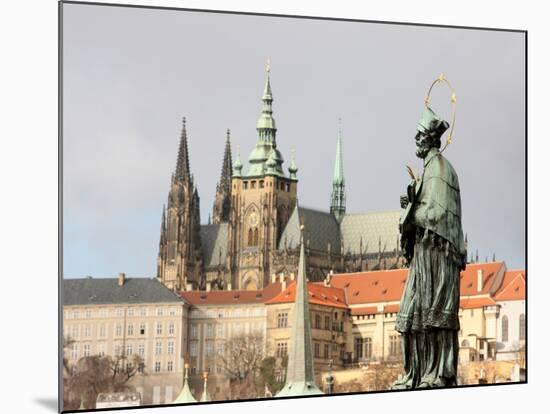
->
{"left": 415, "top": 107, "right": 449, "bottom": 159}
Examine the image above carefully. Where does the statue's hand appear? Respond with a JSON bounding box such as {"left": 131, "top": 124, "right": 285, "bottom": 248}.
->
{"left": 400, "top": 194, "right": 409, "bottom": 209}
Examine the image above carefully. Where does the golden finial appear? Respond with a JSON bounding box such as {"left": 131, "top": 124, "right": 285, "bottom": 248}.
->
{"left": 451, "top": 92, "right": 457, "bottom": 103}
{"left": 300, "top": 224, "right": 305, "bottom": 231}
{"left": 203, "top": 370, "right": 209, "bottom": 379}
{"left": 438, "top": 73, "right": 445, "bottom": 82}
{"left": 266, "top": 56, "right": 271, "bottom": 74}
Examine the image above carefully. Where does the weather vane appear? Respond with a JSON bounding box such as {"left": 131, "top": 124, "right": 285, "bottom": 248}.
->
{"left": 266, "top": 56, "right": 271, "bottom": 74}
{"left": 424, "top": 73, "right": 457, "bottom": 153}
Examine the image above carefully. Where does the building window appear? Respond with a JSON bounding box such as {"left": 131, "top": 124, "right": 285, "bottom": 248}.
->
{"left": 259, "top": 180, "right": 265, "bottom": 188}
{"left": 461, "top": 339, "right": 470, "bottom": 348}
{"left": 285, "top": 183, "right": 290, "bottom": 192}
{"left": 243, "top": 181, "right": 248, "bottom": 190}
{"left": 115, "top": 324, "right": 122, "bottom": 337}
{"left": 140, "top": 307, "right": 147, "bottom": 317}
{"left": 169, "top": 323, "right": 175, "bottom": 335}
{"left": 169, "top": 308, "right": 176, "bottom": 316}
{"left": 167, "top": 341, "right": 174, "bottom": 355}
{"left": 314, "top": 342, "right": 320, "bottom": 358}
{"left": 70, "top": 344, "right": 78, "bottom": 360}
{"left": 116, "top": 308, "right": 124, "bottom": 317}
{"left": 167, "top": 361, "right": 173, "bottom": 372}
{"left": 277, "top": 312, "right": 288, "bottom": 328}
{"left": 84, "top": 325, "right": 91, "bottom": 337}
{"left": 190, "top": 342, "right": 198, "bottom": 357}
{"left": 73, "top": 311, "right": 79, "bottom": 319}
{"left": 234, "top": 323, "right": 242, "bottom": 335}
{"left": 251, "top": 181, "right": 256, "bottom": 189}
{"left": 389, "top": 335, "right": 400, "bottom": 356}
{"left": 191, "top": 325, "right": 198, "bottom": 339}
{"left": 216, "top": 342, "right": 225, "bottom": 355}
{"left": 138, "top": 343, "right": 145, "bottom": 356}
{"left": 154, "top": 362, "right": 161, "bottom": 373}
{"left": 98, "top": 343, "right": 106, "bottom": 357}
{"left": 157, "top": 308, "right": 164, "bottom": 316}
{"left": 72, "top": 326, "right": 79, "bottom": 338}
{"left": 156, "top": 323, "right": 163, "bottom": 335}
{"left": 128, "top": 308, "right": 134, "bottom": 317}
{"left": 502, "top": 315, "right": 509, "bottom": 342}
{"left": 355, "top": 337, "right": 364, "bottom": 359}
{"left": 155, "top": 341, "right": 162, "bottom": 355}
{"left": 99, "top": 324, "right": 106, "bottom": 337}
{"left": 138, "top": 363, "right": 145, "bottom": 373}
{"left": 127, "top": 324, "right": 134, "bottom": 336}
{"left": 140, "top": 323, "right": 146, "bottom": 335}
{"left": 206, "top": 342, "right": 214, "bottom": 357}
{"left": 324, "top": 315, "right": 330, "bottom": 330}
{"left": 85, "top": 310, "right": 92, "bottom": 319}
{"left": 315, "top": 314, "right": 321, "bottom": 329}
{"left": 276, "top": 342, "right": 288, "bottom": 357}
{"left": 216, "top": 324, "right": 224, "bottom": 337}
{"left": 206, "top": 324, "right": 214, "bottom": 338}
{"left": 126, "top": 344, "right": 133, "bottom": 356}
{"left": 83, "top": 344, "right": 91, "bottom": 357}
{"left": 100, "top": 309, "right": 107, "bottom": 318}
{"left": 248, "top": 228, "right": 254, "bottom": 246}
{"left": 519, "top": 314, "right": 526, "bottom": 341}
{"left": 324, "top": 344, "right": 330, "bottom": 359}
{"left": 365, "top": 337, "right": 373, "bottom": 359}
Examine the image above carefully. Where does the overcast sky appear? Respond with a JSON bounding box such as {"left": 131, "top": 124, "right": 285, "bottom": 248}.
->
{"left": 62, "top": 3, "right": 525, "bottom": 278}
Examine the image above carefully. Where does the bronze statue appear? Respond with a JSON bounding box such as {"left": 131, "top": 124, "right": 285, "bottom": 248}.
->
{"left": 393, "top": 80, "right": 466, "bottom": 389}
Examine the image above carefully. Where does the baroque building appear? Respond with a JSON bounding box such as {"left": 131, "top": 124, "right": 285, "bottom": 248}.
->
{"left": 157, "top": 64, "right": 405, "bottom": 292}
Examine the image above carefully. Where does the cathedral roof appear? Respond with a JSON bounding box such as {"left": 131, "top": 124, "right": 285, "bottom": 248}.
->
{"left": 339, "top": 211, "right": 401, "bottom": 255}
{"left": 63, "top": 278, "right": 185, "bottom": 306}
{"left": 200, "top": 223, "right": 229, "bottom": 268}
{"left": 278, "top": 206, "right": 342, "bottom": 253}
{"left": 493, "top": 270, "right": 525, "bottom": 301}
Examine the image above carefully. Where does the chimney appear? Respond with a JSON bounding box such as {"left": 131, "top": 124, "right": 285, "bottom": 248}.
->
{"left": 279, "top": 273, "right": 284, "bottom": 283}
{"left": 227, "top": 282, "right": 232, "bottom": 291}
{"left": 271, "top": 273, "right": 277, "bottom": 284}
{"left": 281, "top": 279, "right": 287, "bottom": 292}
{"left": 477, "top": 269, "right": 483, "bottom": 293}
{"left": 186, "top": 282, "right": 193, "bottom": 291}
{"left": 118, "top": 272, "right": 126, "bottom": 286}
{"left": 206, "top": 282, "right": 211, "bottom": 292}
{"left": 290, "top": 272, "right": 295, "bottom": 281}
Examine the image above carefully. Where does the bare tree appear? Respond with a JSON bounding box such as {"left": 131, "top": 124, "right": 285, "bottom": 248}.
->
{"left": 217, "top": 333, "right": 265, "bottom": 399}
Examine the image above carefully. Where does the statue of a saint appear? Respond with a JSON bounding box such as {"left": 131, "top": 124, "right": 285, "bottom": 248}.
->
{"left": 393, "top": 106, "right": 466, "bottom": 389}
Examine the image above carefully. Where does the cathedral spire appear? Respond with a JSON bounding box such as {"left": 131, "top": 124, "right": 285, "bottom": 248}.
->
{"left": 276, "top": 225, "right": 323, "bottom": 397}
{"left": 330, "top": 121, "right": 346, "bottom": 224}
{"left": 256, "top": 57, "right": 277, "bottom": 144}
{"left": 218, "top": 129, "right": 233, "bottom": 190}
{"left": 174, "top": 117, "right": 191, "bottom": 182}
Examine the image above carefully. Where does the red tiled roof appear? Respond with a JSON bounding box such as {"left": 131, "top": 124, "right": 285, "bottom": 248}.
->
{"left": 329, "top": 268, "right": 408, "bottom": 305}
{"left": 384, "top": 304, "right": 400, "bottom": 313}
{"left": 350, "top": 306, "right": 378, "bottom": 316}
{"left": 494, "top": 271, "right": 526, "bottom": 301}
{"left": 459, "top": 262, "right": 506, "bottom": 296}
{"left": 180, "top": 282, "right": 282, "bottom": 306}
{"left": 265, "top": 281, "right": 348, "bottom": 309}
{"left": 460, "top": 297, "right": 497, "bottom": 309}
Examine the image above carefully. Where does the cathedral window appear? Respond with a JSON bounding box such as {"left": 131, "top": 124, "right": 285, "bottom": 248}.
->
{"left": 519, "top": 314, "right": 526, "bottom": 341}
{"left": 259, "top": 180, "right": 265, "bottom": 188}
{"left": 502, "top": 315, "right": 509, "bottom": 342}
{"left": 251, "top": 181, "right": 256, "bottom": 189}
{"left": 253, "top": 228, "right": 259, "bottom": 245}
{"left": 243, "top": 181, "right": 248, "bottom": 189}
{"left": 248, "top": 228, "right": 254, "bottom": 246}
{"left": 277, "top": 312, "right": 288, "bottom": 328}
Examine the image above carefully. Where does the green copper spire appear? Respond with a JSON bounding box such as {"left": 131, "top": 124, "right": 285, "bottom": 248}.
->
{"left": 173, "top": 362, "right": 197, "bottom": 404}
{"left": 247, "top": 58, "right": 285, "bottom": 177}
{"left": 276, "top": 223, "right": 323, "bottom": 397}
{"left": 330, "top": 122, "right": 346, "bottom": 223}
{"left": 200, "top": 371, "right": 211, "bottom": 402}
{"left": 232, "top": 145, "right": 243, "bottom": 177}
{"left": 288, "top": 148, "right": 298, "bottom": 180}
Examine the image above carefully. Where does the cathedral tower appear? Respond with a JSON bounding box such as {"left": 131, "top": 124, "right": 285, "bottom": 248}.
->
{"left": 157, "top": 117, "right": 203, "bottom": 291}
{"left": 212, "top": 129, "right": 233, "bottom": 224}
{"left": 330, "top": 124, "right": 346, "bottom": 223}
{"left": 228, "top": 61, "right": 298, "bottom": 290}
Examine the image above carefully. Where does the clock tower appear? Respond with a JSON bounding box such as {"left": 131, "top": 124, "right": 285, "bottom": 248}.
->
{"left": 227, "top": 62, "right": 298, "bottom": 290}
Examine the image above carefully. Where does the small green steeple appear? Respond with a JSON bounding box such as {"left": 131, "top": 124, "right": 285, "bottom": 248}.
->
{"left": 330, "top": 122, "right": 346, "bottom": 223}
{"left": 232, "top": 145, "right": 243, "bottom": 177}
{"left": 173, "top": 362, "right": 197, "bottom": 404}
{"left": 276, "top": 222, "right": 323, "bottom": 397}
{"left": 288, "top": 148, "right": 298, "bottom": 180}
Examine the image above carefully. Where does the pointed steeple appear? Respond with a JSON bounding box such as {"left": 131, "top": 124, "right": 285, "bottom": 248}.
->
{"left": 232, "top": 145, "right": 243, "bottom": 177}
{"left": 173, "top": 362, "right": 197, "bottom": 404}
{"left": 218, "top": 129, "right": 233, "bottom": 189}
{"left": 257, "top": 57, "right": 277, "bottom": 143}
{"left": 200, "top": 371, "right": 211, "bottom": 402}
{"left": 175, "top": 117, "right": 191, "bottom": 182}
{"left": 330, "top": 121, "right": 346, "bottom": 224}
{"left": 288, "top": 148, "right": 298, "bottom": 180}
{"left": 276, "top": 224, "right": 323, "bottom": 397}
{"left": 159, "top": 204, "right": 166, "bottom": 249}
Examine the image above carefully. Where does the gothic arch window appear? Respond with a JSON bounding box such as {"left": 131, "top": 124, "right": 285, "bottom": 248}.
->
{"left": 253, "top": 228, "right": 259, "bottom": 246}
{"left": 519, "top": 314, "right": 526, "bottom": 341}
{"left": 502, "top": 315, "right": 509, "bottom": 342}
{"left": 248, "top": 228, "right": 254, "bottom": 246}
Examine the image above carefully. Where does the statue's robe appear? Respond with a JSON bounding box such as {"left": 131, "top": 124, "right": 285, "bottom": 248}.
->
{"left": 394, "top": 147, "right": 466, "bottom": 389}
